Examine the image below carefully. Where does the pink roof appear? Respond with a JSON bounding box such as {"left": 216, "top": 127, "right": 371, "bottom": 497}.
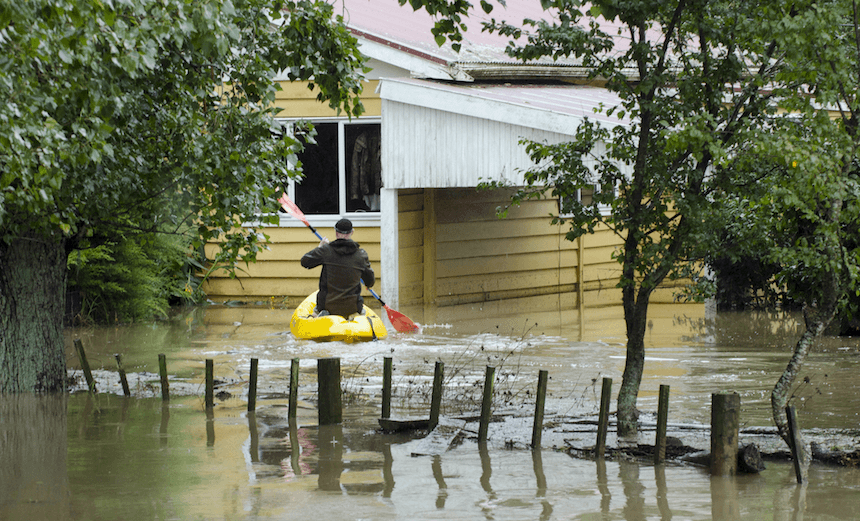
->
{"left": 338, "top": 0, "right": 630, "bottom": 66}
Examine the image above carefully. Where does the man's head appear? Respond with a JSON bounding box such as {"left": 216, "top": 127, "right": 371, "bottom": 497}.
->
{"left": 335, "top": 218, "right": 353, "bottom": 239}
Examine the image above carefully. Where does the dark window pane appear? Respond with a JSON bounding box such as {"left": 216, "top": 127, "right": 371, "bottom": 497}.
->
{"left": 345, "top": 124, "right": 381, "bottom": 212}
{"left": 295, "top": 122, "right": 339, "bottom": 215}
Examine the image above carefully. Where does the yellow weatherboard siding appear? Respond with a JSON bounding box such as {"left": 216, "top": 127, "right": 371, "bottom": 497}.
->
{"left": 203, "top": 226, "right": 382, "bottom": 305}
{"left": 398, "top": 187, "right": 687, "bottom": 312}
{"left": 273, "top": 80, "right": 382, "bottom": 118}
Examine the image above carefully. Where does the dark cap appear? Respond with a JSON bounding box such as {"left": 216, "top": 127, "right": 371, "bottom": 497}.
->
{"left": 335, "top": 218, "right": 353, "bottom": 234}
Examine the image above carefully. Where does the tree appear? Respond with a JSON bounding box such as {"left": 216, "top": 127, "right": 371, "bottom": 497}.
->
{"left": 402, "top": 0, "right": 791, "bottom": 435}
{"left": 720, "top": 1, "right": 860, "bottom": 455}
{"left": 0, "top": 0, "right": 368, "bottom": 392}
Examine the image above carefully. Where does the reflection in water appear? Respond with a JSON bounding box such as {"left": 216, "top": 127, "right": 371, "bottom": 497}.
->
{"left": 711, "top": 475, "right": 740, "bottom": 520}
{"left": 621, "top": 459, "right": 646, "bottom": 521}
{"left": 773, "top": 475, "right": 808, "bottom": 521}
{"left": 33, "top": 304, "right": 860, "bottom": 519}
{"left": 596, "top": 458, "right": 611, "bottom": 516}
{"left": 532, "top": 449, "right": 553, "bottom": 520}
{"left": 288, "top": 420, "right": 308, "bottom": 479}
{"left": 317, "top": 424, "right": 344, "bottom": 492}
{"left": 383, "top": 442, "right": 394, "bottom": 498}
{"left": 478, "top": 442, "right": 495, "bottom": 517}
{"left": 248, "top": 412, "right": 259, "bottom": 463}
{"left": 0, "top": 394, "right": 70, "bottom": 521}
{"left": 655, "top": 464, "right": 671, "bottom": 520}
{"left": 205, "top": 408, "right": 215, "bottom": 447}
{"left": 160, "top": 402, "right": 169, "bottom": 448}
{"left": 431, "top": 455, "right": 446, "bottom": 509}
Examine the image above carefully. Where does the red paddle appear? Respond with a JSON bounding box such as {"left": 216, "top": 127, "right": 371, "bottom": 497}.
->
{"left": 279, "top": 192, "right": 419, "bottom": 333}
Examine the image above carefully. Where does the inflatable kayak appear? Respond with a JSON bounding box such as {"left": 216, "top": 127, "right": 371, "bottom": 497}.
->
{"left": 290, "top": 291, "right": 387, "bottom": 342}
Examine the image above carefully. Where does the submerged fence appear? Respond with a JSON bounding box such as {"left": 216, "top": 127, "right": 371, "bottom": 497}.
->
{"left": 71, "top": 338, "right": 803, "bottom": 480}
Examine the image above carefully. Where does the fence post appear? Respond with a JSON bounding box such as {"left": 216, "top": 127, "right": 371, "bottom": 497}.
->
{"left": 115, "top": 354, "right": 130, "bottom": 397}
{"left": 654, "top": 384, "right": 670, "bottom": 464}
{"left": 73, "top": 339, "right": 96, "bottom": 393}
{"left": 289, "top": 358, "right": 299, "bottom": 419}
{"left": 382, "top": 357, "right": 392, "bottom": 419}
{"left": 318, "top": 358, "right": 342, "bottom": 425}
{"left": 205, "top": 359, "right": 214, "bottom": 409}
{"left": 158, "top": 354, "right": 169, "bottom": 402}
{"left": 531, "top": 370, "right": 549, "bottom": 449}
{"left": 710, "top": 392, "right": 740, "bottom": 475}
{"left": 478, "top": 366, "right": 496, "bottom": 443}
{"left": 429, "top": 361, "right": 444, "bottom": 429}
{"left": 786, "top": 405, "right": 806, "bottom": 483}
{"left": 248, "top": 358, "right": 258, "bottom": 412}
{"left": 596, "top": 377, "right": 612, "bottom": 458}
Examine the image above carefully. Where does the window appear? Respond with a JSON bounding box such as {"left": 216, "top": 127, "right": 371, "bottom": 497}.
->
{"left": 284, "top": 119, "right": 382, "bottom": 218}
{"left": 558, "top": 184, "right": 597, "bottom": 215}
{"left": 558, "top": 182, "right": 614, "bottom": 217}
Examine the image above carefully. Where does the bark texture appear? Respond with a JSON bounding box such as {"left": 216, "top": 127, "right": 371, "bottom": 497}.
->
{"left": 617, "top": 287, "right": 651, "bottom": 436}
{"left": 0, "top": 235, "right": 68, "bottom": 393}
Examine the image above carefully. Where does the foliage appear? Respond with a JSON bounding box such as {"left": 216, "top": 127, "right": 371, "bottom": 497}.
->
{"left": 716, "top": 0, "right": 860, "bottom": 448}
{"left": 402, "top": 0, "right": 792, "bottom": 434}
{"left": 0, "top": 0, "right": 368, "bottom": 392}
{"left": 66, "top": 230, "right": 202, "bottom": 325}
{"left": 1, "top": 0, "right": 366, "bottom": 256}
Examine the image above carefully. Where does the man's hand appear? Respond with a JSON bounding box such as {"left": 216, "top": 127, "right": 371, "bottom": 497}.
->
{"left": 318, "top": 237, "right": 329, "bottom": 248}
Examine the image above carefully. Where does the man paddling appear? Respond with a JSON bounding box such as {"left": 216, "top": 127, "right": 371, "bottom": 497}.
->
{"left": 300, "top": 218, "right": 375, "bottom": 318}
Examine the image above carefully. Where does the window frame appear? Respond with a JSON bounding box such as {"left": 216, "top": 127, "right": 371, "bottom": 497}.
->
{"left": 276, "top": 116, "right": 383, "bottom": 230}
{"left": 558, "top": 182, "right": 614, "bottom": 218}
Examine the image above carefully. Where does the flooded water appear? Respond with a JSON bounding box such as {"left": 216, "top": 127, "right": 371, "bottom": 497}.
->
{"left": 3, "top": 302, "right": 860, "bottom": 520}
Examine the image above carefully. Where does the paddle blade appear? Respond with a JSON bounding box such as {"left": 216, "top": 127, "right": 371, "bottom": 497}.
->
{"left": 278, "top": 192, "right": 310, "bottom": 227}
{"left": 384, "top": 305, "right": 419, "bottom": 333}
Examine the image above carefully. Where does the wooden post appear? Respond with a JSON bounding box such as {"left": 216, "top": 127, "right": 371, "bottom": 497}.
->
{"left": 247, "top": 358, "right": 258, "bottom": 412}
{"left": 710, "top": 392, "right": 740, "bottom": 475}
{"left": 204, "top": 359, "right": 214, "bottom": 409}
{"left": 288, "top": 358, "right": 299, "bottom": 419}
{"left": 73, "top": 339, "right": 96, "bottom": 393}
{"left": 654, "top": 384, "right": 670, "bottom": 464}
{"left": 531, "top": 370, "right": 549, "bottom": 449}
{"left": 382, "top": 357, "right": 392, "bottom": 419}
{"left": 429, "top": 361, "right": 444, "bottom": 429}
{"left": 318, "top": 358, "right": 342, "bottom": 425}
{"left": 158, "top": 354, "right": 169, "bottom": 402}
{"left": 478, "top": 366, "right": 496, "bottom": 443}
{"left": 786, "top": 405, "right": 806, "bottom": 483}
{"left": 115, "top": 354, "right": 130, "bottom": 397}
{"left": 596, "top": 377, "right": 612, "bottom": 458}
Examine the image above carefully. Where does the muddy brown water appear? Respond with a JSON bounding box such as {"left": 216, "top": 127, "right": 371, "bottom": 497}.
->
{"left": 3, "top": 302, "right": 860, "bottom": 520}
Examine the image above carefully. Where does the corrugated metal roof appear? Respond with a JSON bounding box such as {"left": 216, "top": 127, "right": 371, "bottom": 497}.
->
{"left": 379, "top": 77, "right": 629, "bottom": 133}
{"left": 336, "top": 0, "right": 634, "bottom": 74}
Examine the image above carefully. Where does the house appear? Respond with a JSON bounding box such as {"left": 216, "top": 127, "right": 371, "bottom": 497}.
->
{"left": 202, "top": 0, "right": 688, "bottom": 327}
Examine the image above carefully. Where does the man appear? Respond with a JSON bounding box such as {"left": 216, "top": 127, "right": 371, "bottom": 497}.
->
{"left": 300, "top": 218, "right": 375, "bottom": 318}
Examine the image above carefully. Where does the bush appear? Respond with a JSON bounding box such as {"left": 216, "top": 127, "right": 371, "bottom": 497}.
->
{"left": 66, "top": 233, "right": 199, "bottom": 325}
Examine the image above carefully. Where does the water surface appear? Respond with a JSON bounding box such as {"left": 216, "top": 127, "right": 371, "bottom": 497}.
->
{"left": 3, "top": 302, "right": 860, "bottom": 520}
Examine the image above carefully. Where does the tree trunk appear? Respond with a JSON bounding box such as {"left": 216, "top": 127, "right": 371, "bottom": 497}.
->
{"left": 0, "top": 235, "right": 68, "bottom": 393}
{"left": 773, "top": 189, "right": 843, "bottom": 454}
{"left": 617, "top": 288, "right": 651, "bottom": 437}
{"left": 771, "top": 305, "right": 833, "bottom": 448}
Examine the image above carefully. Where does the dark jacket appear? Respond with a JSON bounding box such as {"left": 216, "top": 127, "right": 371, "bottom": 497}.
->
{"left": 300, "top": 238, "right": 374, "bottom": 317}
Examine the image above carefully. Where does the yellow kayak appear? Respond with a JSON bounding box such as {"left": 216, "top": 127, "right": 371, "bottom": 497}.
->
{"left": 290, "top": 291, "right": 387, "bottom": 342}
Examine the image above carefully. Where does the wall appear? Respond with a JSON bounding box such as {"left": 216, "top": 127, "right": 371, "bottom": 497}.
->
{"left": 202, "top": 80, "right": 383, "bottom": 304}
{"left": 202, "top": 226, "right": 382, "bottom": 306}
{"left": 396, "top": 187, "right": 688, "bottom": 322}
